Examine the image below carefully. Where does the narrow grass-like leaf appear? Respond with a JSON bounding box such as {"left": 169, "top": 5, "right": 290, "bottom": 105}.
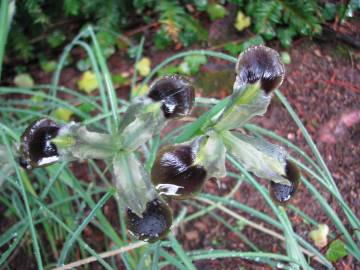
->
{"left": 88, "top": 26, "right": 119, "bottom": 132}
{"left": 159, "top": 249, "right": 187, "bottom": 270}
{"left": 0, "top": 131, "right": 44, "bottom": 270}
{"left": 58, "top": 188, "right": 114, "bottom": 265}
{"left": 0, "top": 0, "right": 14, "bottom": 81}
{"left": 168, "top": 234, "right": 196, "bottom": 270}
{"left": 131, "top": 36, "right": 145, "bottom": 100}
{"left": 34, "top": 199, "right": 114, "bottom": 270}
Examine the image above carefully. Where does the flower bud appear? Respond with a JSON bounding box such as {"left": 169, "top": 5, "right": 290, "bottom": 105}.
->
{"left": 269, "top": 160, "right": 300, "bottom": 204}
{"left": 151, "top": 143, "right": 207, "bottom": 199}
{"left": 126, "top": 198, "right": 172, "bottom": 242}
{"left": 19, "top": 118, "right": 60, "bottom": 169}
{"left": 148, "top": 75, "right": 195, "bottom": 118}
{"left": 236, "top": 45, "right": 285, "bottom": 93}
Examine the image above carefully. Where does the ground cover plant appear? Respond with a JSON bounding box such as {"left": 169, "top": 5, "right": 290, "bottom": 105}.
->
{"left": 0, "top": 1, "right": 360, "bottom": 270}
{"left": 4, "top": 0, "right": 359, "bottom": 62}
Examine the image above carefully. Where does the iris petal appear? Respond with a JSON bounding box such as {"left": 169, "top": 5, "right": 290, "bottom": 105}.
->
{"left": 20, "top": 118, "right": 60, "bottom": 169}
{"left": 236, "top": 45, "right": 285, "bottom": 93}
{"left": 151, "top": 144, "right": 207, "bottom": 199}
{"left": 148, "top": 75, "right": 195, "bottom": 118}
{"left": 126, "top": 198, "right": 172, "bottom": 242}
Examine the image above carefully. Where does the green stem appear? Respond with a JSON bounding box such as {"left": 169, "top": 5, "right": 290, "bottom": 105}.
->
{"left": 0, "top": 0, "right": 13, "bottom": 81}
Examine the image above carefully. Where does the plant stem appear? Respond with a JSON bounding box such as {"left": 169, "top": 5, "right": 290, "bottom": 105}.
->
{"left": 0, "top": 0, "right": 14, "bottom": 81}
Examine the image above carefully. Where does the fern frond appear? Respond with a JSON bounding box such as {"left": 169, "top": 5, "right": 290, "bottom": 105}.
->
{"left": 253, "top": 0, "right": 282, "bottom": 34}
{"left": 277, "top": 0, "right": 321, "bottom": 35}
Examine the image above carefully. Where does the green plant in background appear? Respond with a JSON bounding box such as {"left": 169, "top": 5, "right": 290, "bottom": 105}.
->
{"left": 4, "top": 0, "right": 359, "bottom": 63}
{"left": 231, "top": 0, "right": 359, "bottom": 47}
{"left": 154, "top": 0, "right": 208, "bottom": 49}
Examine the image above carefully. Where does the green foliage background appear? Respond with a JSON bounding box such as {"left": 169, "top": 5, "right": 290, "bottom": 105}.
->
{"left": 7, "top": 0, "right": 359, "bottom": 61}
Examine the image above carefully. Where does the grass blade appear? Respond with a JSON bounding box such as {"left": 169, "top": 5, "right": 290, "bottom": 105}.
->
{"left": 168, "top": 234, "right": 196, "bottom": 270}
{"left": 88, "top": 26, "right": 119, "bottom": 132}
{"left": 0, "top": 0, "right": 14, "bottom": 81}
{"left": 58, "top": 188, "right": 115, "bottom": 265}
{"left": 0, "top": 131, "right": 44, "bottom": 270}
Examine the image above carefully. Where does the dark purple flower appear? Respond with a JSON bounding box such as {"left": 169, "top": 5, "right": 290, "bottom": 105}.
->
{"left": 126, "top": 198, "right": 172, "bottom": 242}
{"left": 148, "top": 75, "right": 195, "bottom": 118}
{"left": 236, "top": 45, "right": 285, "bottom": 93}
{"left": 269, "top": 160, "right": 300, "bottom": 204}
{"left": 20, "top": 118, "right": 60, "bottom": 169}
{"left": 151, "top": 144, "right": 207, "bottom": 199}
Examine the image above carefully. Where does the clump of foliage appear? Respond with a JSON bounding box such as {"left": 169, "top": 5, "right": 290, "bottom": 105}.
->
{"left": 8, "top": 0, "right": 208, "bottom": 61}
{"left": 6, "top": 0, "right": 359, "bottom": 62}
{"left": 230, "top": 0, "right": 359, "bottom": 47}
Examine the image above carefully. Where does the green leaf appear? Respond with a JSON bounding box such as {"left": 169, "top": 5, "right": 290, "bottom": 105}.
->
{"left": 194, "top": 131, "right": 227, "bottom": 179}
{"left": 40, "top": 59, "right": 57, "bottom": 73}
{"left": 127, "top": 45, "right": 140, "bottom": 58}
{"left": 64, "top": 0, "right": 80, "bottom": 16}
{"left": 194, "top": 0, "right": 208, "bottom": 11}
{"left": 111, "top": 74, "right": 128, "bottom": 87}
{"left": 325, "top": 239, "right": 348, "bottom": 262}
{"left": 323, "top": 3, "right": 337, "bottom": 21}
{"left": 236, "top": 220, "right": 246, "bottom": 231}
{"left": 120, "top": 101, "right": 165, "bottom": 151}
{"left": 55, "top": 123, "right": 116, "bottom": 161}
{"left": 96, "top": 31, "right": 117, "bottom": 48}
{"left": 47, "top": 30, "right": 66, "bottom": 48}
{"left": 234, "top": 11, "right": 251, "bottom": 31}
{"left": 14, "top": 73, "right": 34, "bottom": 88}
{"left": 52, "top": 108, "right": 74, "bottom": 122}
{"left": 78, "top": 103, "right": 96, "bottom": 114}
{"left": 261, "top": 26, "right": 276, "bottom": 40}
{"left": 154, "top": 27, "right": 173, "bottom": 50}
{"left": 214, "top": 83, "right": 270, "bottom": 130}
{"left": 206, "top": 4, "right": 228, "bottom": 21}
{"left": 277, "top": 28, "right": 296, "bottom": 48}
{"left": 179, "top": 55, "right": 207, "bottom": 75}
{"left": 281, "top": 52, "right": 291, "bottom": 65}
{"left": 224, "top": 36, "right": 264, "bottom": 57}
{"left": 136, "top": 57, "right": 151, "bottom": 77}
{"left": 157, "top": 65, "right": 179, "bottom": 77}
{"left": 77, "top": 71, "right": 99, "bottom": 94}
{"left": 224, "top": 42, "right": 242, "bottom": 57}
{"left": 222, "top": 130, "right": 290, "bottom": 185}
